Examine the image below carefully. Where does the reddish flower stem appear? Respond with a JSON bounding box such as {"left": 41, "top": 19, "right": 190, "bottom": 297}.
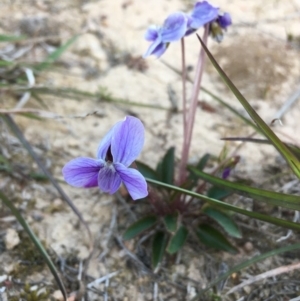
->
{"left": 178, "top": 26, "right": 209, "bottom": 185}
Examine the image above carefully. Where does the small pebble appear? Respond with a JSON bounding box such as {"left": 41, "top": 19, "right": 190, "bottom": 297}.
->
{"left": 4, "top": 228, "right": 20, "bottom": 250}
{"left": 244, "top": 241, "right": 254, "bottom": 252}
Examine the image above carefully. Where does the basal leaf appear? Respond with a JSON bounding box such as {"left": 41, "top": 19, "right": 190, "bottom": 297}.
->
{"left": 189, "top": 153, "right": 211, "bottom": 183}
{"left": 152, "top": 231, "right": 168, "bottom": 268}
{"left": 196, "top": 224, "right": 237, "bottom": 253}
{"left": 207, "top": 186, "right": 232, "bottom": 200}
{"left": 163, "top": 213, "right": 178, "bottom": 233}
{"left": 135, "top": 161, "right": 159, "bottom": 181}
{"left": 203, "top": 206, "right": 241, "bottom": 238}
{"left": 123, "top": 215, "right": 158, "bottom": 240}
{"left": 167, "top": 225, "right": 188, "bottom": 254}
{"left": 160, "top": 147, "right": 175, "bottom": 185}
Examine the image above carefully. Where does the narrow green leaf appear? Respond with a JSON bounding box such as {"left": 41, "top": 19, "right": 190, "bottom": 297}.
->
{"left": 18, "top": 112, "right": 43, "bottom": 120}
{"left": 196, "top": 224, "right": 237, "bottom": 253}
{"left": 0, "top": 60, "right": 14, "bottom": 67}
{"left": 222, "top": 137, "right": 300, "bottom": 161}
{"left": 191, "top": 242, "right": 300, "bottom": 298}
{"left": 160, "top": 147, "right": 175, "bottom": 185}
{"left": 0, "top": 191, "right": 67, "bottom": 300}
{"left": 190, "top": 168, "right": 300, "bottom": 211}
{"left": 145, "top": 178, "right": 300, "bottom": 231}
{"left": 201, "top": 86, "right": 258, "bottom": 131}
{"left": 156, "top": 161, "right": 162, "bottom": 181}
{"left": 163, "top": 213, "right": 178, "bottom": 233}
{"left": 167, "top": 225, "right": 188, "bottom": 254}
{"left": 152, "top": 231, "right": 168, "bottom": 268}
{"left": 135, "top": 161, "right": 159, "bottom": 181}
{"left": 207, "top": 186, "right": 232, "bottom": 200}
{"left": 203, "top": 207, "right": 241, "bottom": 238}
{"left": 35, "top": 35, "right": 78, "bottom": 72}
{"left": 197, "top": 35, "right": 300, "bottom": 178}
{"left": 123, "top": 215, "right": 157, "bottom": 240}
{"left": 0, "top": 34, "right": 27, "bottom": 42}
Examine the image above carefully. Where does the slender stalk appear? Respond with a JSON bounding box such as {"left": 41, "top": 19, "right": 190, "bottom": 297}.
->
{"left": 181, "top": 38, "right": 187, "bottom": 137}
{"left": 179, "top": 26, "right": 209, "bottom": 184}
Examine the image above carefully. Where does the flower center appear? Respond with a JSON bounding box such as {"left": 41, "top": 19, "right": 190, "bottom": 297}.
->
{"left": 105, "top": 146, "right": 113, "bottom": 163}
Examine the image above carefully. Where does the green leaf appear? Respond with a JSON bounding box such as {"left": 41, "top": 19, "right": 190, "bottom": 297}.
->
{"left": 145, "top": 178, "right": 300, "bottom": 231}
{"left": 123, "top": 215, "right": 158, "bottom": 240}
{"left": 167, "top": 225, "right": 188, "bottom": 254}
{"left": 135, "top": 161, "right": 159, "bottom": 181}
{"left": 203, "top": 206, "right": 241, "bottom": 238}
{"left": 189, "top": 153, "right": 211, "bottom": 183}
{"left": 35, "top": 35, "right": 78, "bottom": 72}
{"left": 222, "top": 137, "right": 300, "bottom": 161}
{"left": 190, "top": 168, "right": 300, "bottom": 211}
{"left": 152, "top": 231, "right": 168, "bottom": 268}
{"left": 197, "top": 35, "right": 300, "bottom": 178}
{"left": 0, "top": 34, "right": 27, "bottom": 42}
{"left": 160, "top": 147, "right": 175, "bottom": 185}
{"left": 207, "top": 186, "right": 232, "bottom": 200}
{"left": 163, "top": 213, "right": 178, "bottom": 233}
{"left": 196, "top": 153, "right": 211, "bottom": 170}
{"left": 0, "top": 191, "right": 67, "bottom": 300}
{"left": 196, "top": 224, "right": 237, "bottom": 253}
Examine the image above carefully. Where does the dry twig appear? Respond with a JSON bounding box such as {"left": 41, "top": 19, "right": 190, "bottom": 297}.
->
{"left": 226, "top": 261, "right": 300, "bottom": 295}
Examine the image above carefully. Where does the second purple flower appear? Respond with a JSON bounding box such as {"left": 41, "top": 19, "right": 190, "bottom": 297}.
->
{"left": 62, "top": 116, "right": 148, "bottom": 200}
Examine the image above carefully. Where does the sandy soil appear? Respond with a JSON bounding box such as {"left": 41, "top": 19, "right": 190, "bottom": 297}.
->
{"left": 0, "top": 0, "right": 300, "bottom": 300}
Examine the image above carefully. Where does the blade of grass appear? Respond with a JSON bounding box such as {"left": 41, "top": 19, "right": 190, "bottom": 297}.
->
{"left": 197, "top": 35, "right": 300, "bottom": 178}
{"left": 189, "top": 168, "right": 300, "bottom": 211}
{"left": 0, "top": 191, "right": 67, "bottom": 300}
{"left": 1, "top": 114, "right": 94, "bottom": 272}
{"left": 222, "top": 137, "right": 300, "bottom": 160}
{"left": 145, "top": 178, "right": 300, "bottom": 231}
{"left": 190, "top": 242, "right": 300, "bottom": 298}
{"left": 160, "top": 60, "right": 258, "bottom": 131}
{"left": 0, "top": 85, "right": 169, "bottom": 110}
{"left": 0, "top": 34, "right": 27, "bottom": 42}
{"left": 35, "top": 35, "right": 79, "bottom": 72}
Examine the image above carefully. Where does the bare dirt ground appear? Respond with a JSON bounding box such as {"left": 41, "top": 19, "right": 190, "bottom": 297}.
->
{"left": 0, "top": 0, "right": 300, "bottom": 300}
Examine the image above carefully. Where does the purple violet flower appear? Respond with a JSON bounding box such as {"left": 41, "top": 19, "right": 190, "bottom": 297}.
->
{"left": 143, "top": 1, "right": 232, "bottom": 57}
{"left": 186, "top": 1, "right": 219, "bottom": 35}
{"left": 210, "top": 11, "right": 232, "bottom": 42}
{"left": 62, "top": 116, "right": 148, "bottom": 200}
{"left": 143, "top": 12, "right": 188, "bottom": 58}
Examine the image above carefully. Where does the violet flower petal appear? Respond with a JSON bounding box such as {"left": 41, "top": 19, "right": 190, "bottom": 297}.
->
{"left": 161, "top": 12, "right": 188, "bottom": 42}
{"left": 111, "top": 116, "right": 145, "bottom": 167}
{"left": 114, "top": 163, "right": 148, "bottom": 200}
{"left": 153, "top": 43, "right": 168, "bottom": 58}
{"left": 98, "top": 165, "right": 122, "bottom": 194}
{"left": 218, "top": 12, "right": 232, "bottom": 29}
{"left": 144, "top": 25, "right": 159, "bottom": 41}
{"left": 190, "top": 1, "right": 219, "bottom": 29}
{"left": 96, "top": 123, "right": 119, "bottom": 160}
{"left": 143, "top": 37, "right": 164, "bottom": 58}
{"left": 62, "top": 157, "right": 103, "bottom": 188}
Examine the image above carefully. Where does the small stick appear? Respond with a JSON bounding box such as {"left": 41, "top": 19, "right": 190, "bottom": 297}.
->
{"left": 226, "top": 261, "right": 300, "bottom": 295}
